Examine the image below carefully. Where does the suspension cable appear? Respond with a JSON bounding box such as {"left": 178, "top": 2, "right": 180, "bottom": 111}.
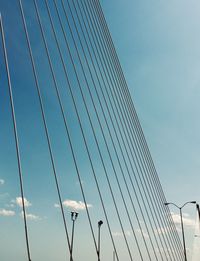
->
{"left": 0, "top": 13, "right": 31, "bottom": 261}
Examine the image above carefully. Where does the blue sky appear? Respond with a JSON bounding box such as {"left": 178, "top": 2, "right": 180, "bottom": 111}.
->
{"left": 102, "top": 0, "right": 200, "bottom": 259}
{"left": 0, "top": 0, "right": 200, "bottom": 260}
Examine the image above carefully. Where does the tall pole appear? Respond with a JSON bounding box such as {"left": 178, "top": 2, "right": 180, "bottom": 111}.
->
{"left": 70, "top": 218, "right": 75, "bottom": 261}
{"left": 97, "top": 220, "right": 103, "bottom": 261}
{"left": 164, "top": 201, "right": 196, "bottom": 261}
{"left": 196, "top": 204, "right": 200, "bottom": 232}
{"left": 98, "top": 224, "right": 100, "bottom": 261}
{"left": 70, "top": 212, "right": 78, "bottom": 261}
{"left": 180, "top": 208, "right": 187, "bottom": 261}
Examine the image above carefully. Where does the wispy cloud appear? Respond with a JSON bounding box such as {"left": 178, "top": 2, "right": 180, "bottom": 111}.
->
{"left": 15, "top": 197, "right": 32, "bottom": 208}
{"left": 0, "top": 179, "right": 5, "bottom": 185}
{"left": 21, "top": 211, "right": 40, "bottom": 221}
{"left": 112, "top": 230, "right": 132, "bottom": 237}
{"left": 0, "top": 193, "right": 9, "bottom": 199}
{"left": 154, "top": 226, "right": 170, "bottom": 235}
{"left": 112, "top": 231, "right": 123, "bottom": 237}
{"left": 76, "top": 180, "right": 84, "bottom": 186}
{"left": 0, "top": 209, "right": 15, "bottom": 216}
{"left": 135, "top": 228, "right": 149, "bottom": 239}
{"left": 63, "top": 200, "right": 92, "bottom": 210}
{"left": 55, "top": 199, "right": 92, "bottom": 211}
{"left": 5, "top": 203, "right": 15, "bottom": 208}
{"left": 154, "top": 224, "right": 181, "bottom": 236}
{"left": 171, "top": 212, "right": 195, "bottom": 227}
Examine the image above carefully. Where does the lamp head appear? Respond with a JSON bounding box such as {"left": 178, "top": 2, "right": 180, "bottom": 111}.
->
{"left": 190, "top": 201, "right": 196, "bottom": 204}
{"left": 71, "top": 211, "right": 79, "bottom": 221}
{"left": 164, "top": 203, "right": 169, "bottom": 206}
{"left": 98, "top": 220, "right": 103, "bottom": 227}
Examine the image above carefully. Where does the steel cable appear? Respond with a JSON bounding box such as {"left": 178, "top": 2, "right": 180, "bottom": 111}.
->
{"left": 93, "top": 1, "right": 184, "bottom": 258}
{"left": 19, "top": 1, "right": 72, "bottom": 259}
{"left": 77, "top": 0, "right": 168, "bottom": 258}
{"left": 0, "top": 13, "right": 32, "bottom": 261}
{"left": 88, "top": 1, "right": 178, "bottom": 259}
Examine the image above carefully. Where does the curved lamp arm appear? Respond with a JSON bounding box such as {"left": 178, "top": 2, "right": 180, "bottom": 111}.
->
{"left": 165, "top": 201, "right": 196, "bottom": 210}
{"left": 164, "top": 202, "right": 180, "bottom": 209}
{"left": 181, "top": 201, "right": 196, "bottom": 209}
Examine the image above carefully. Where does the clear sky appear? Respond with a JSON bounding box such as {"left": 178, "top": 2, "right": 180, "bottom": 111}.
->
{"left": 0, "top": 0, "right": 200, "bottom": 261}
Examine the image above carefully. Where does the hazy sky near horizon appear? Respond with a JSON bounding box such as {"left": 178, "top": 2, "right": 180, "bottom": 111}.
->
{"left": 0, "top": 0, "right": 200, "bottom": 260}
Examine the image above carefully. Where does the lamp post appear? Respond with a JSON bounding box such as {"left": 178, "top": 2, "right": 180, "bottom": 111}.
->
{"left": 195, "top": 204, "right": 200, "bottom": 239}
{"left": 70, "top": 211, "right": 78, "bottom": 261}
{"left": 97, "top": 220, "right": 103, "bottom": 261}
{"left": 196, "top": 204, "right": 200, "bottom": 229}
{"left": 164, "top": 201, "right": 196, "bottom": 261}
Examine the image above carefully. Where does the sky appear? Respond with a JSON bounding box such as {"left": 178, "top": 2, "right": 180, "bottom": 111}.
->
{"left": 0, "top": 0, "right": 200, "bottom": 261}
{"left": 102, "top": 0, "right": 200, "bottom": 260}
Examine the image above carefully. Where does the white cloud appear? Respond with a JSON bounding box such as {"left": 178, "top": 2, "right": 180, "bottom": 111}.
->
{"left": 112, "top": 230, "right": 132, "bottom": 237}
{"left": 0, "top": 209, "right": 15, "bottom": 216}
{"left": 154, "top": 226, "right": 170, "bottom": 235}
{"left": 135, "top": 228, "right": 149, "bottom": 239}
{"left": 192, "top": 239, "right": 200, "bottom": 261}
{"left": 5, "top": 203, "right": 15, "bottom": 208}
{"left": 126, "top": 230, "right": 131, "bottom": 236}
{"left": 63, "top": 199, "right": 92, "bottom": 210}
{"left": 55, "top": 199, "right": 92, "bottom": 211}
{"left": 0, "top": 179, "right": 5, "bottom": 185}
{"left": 76, "top": 180, "right": 84, "bottom": 186}
{"left": 171, "top": 212, "right": 195, "bottom": 227}
{"left": 21, "top": 211, "right": 40, "bottom": 221}
{"left": 15, "top": 197, "right": 31, "bottom": 208}
{"left": 26, "top": 213, "right": 40, "bottom": 220}
{"left": 154, "top": 224, "right": 183, "bottom": 236}
{"left": 112, "top": 231, "right": 123, "bottom": 237}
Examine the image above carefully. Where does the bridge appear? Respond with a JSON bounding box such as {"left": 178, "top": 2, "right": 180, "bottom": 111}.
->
{"left": 0, "top": 1, "right": 199, "bottom": 261}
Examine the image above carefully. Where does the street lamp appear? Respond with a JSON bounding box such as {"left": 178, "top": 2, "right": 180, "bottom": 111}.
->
{"left": 97, "top": 220, "right": 103, "bottom": 261}
{"left": 164, "top": 201, "right": 196, "bottom": 261}
{"left": 70, "top": 211, "right": 78, "bottom": 261}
